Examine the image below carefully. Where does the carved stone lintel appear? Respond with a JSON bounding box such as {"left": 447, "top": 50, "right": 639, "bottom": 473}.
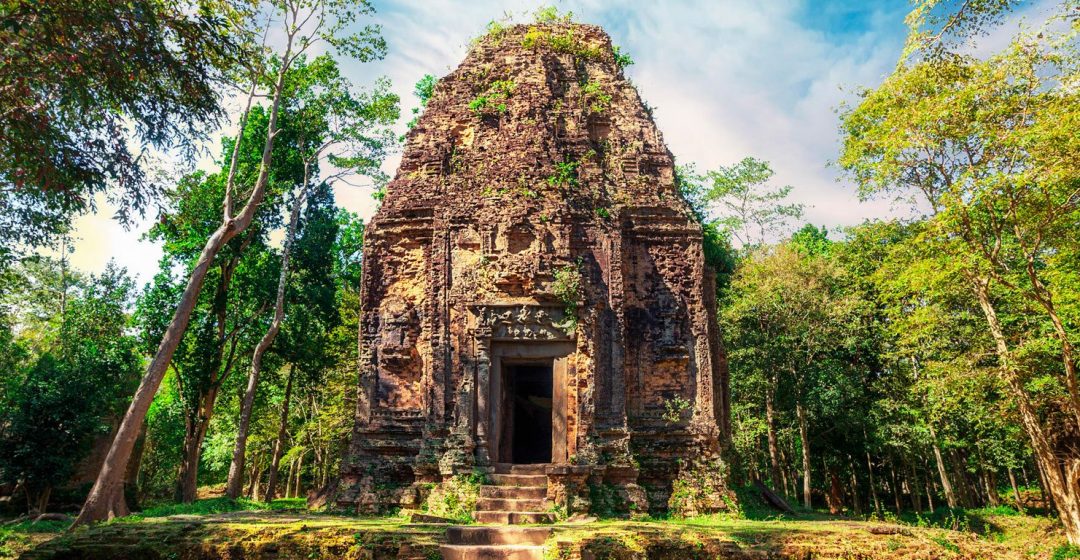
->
{"left": 471, "top": 304, "right": 573, "bottom": 341}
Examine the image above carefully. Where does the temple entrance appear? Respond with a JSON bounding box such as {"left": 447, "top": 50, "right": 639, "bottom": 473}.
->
{"left": 504, "top": 363, "right": 553, "bottom": 464}
{"left": 487, "top": 338, "right": 571, "bottom": 466}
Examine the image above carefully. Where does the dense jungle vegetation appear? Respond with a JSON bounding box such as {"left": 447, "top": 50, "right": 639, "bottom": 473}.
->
{"left": 0, "top": 0, "right": 1078, "bottom": 558}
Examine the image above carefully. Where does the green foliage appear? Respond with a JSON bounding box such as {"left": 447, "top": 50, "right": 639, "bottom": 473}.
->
{"left": 580, "top": 80, "right": 612, "bottom": 113}
{"left": 1054, "top": 544, "right": 1080, "bottom": 560}
{"left": 594, "top": 207, "right": 611, "bottom": 220}
{"left": 588, "top": 482, "right": 626, "bottom": 518}
{"left": 680, "top": 158, "right": 803, "bottom": 247}
{"left": 930, "top": 534, "right": 961, "bottom": 553}
{"left": 521, "top": 25, "right": 602, "bottom": 60}
{"left": 129, "top": 497, "right": 306, "bottom": 519}
{"left": 668, "top": 457, "right": 737, "bottom": 518}
{"left": 662, "top": 395, "right": 692, "bottom": 424}
{"left": 0, "top": 263, "right": 142, "bottom": 513}
{"left": 420, "top": 474, "right": 483, "bottom": 523}
{"left": 546, "top": 158, "right": 579, "bottom": 189}
{"left": 533, "top": 5, "right": 572, "bottom": 24}
{"left": 612, "top": 45, "right": 634, "bottom": 71}
{"left": 0, "top": 0, "right": 250, "bottom": 261}
{"left": 470, "top": 79, "right": 516, "bottom": 117}
{"left": 406, "top": 74, "right": 436, "bottom": 130}
{"left": 552, "top": 260, "right": 583, "bottom": 331}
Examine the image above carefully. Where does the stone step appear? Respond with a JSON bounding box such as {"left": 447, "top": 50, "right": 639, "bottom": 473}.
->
{"left": 490, "top": 473, "right": 546, "bottom": 488}
{"left": 446, "top": 526, "right": 552, "bottom": 546}
{"left": 474, "top": 511, "right": 556, "bottom": 524}
{"left": 493, "top": 463, "right": 549, "bottom": 475}
{"left": 439, "top": 544, "right": 545, "bottom": 560}
{"left": 477, "top": 497, "right": 548, "bottom": 512}
{"left": 480, "top": 485, "right": 547, "bottom": 500}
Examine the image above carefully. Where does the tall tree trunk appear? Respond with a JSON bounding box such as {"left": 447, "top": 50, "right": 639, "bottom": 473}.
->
{"left": 796, "top": 400, "right": 811, "bottom": 509}
{"left": 225, "top": 188, "right": 306, "bottom": 499}
{"left": 949, "top": 449, "right": 973, "bottom": 507}
{"left": 264, "top": 367, "right": 295, "bottom": 502}
{"left": 848, "top": 457, "right": 862, "bottom": 515}
{"left": 973, "top": 277, "right": 1080, "bottom": 543}
{"left": 928, "top": 424, "right": 957, "bottom": 508}
{"left": 246, "top": 452, "right": 260, "bottom": 499}
{"left": 925, "top": 476, "right": 936, "bottom": 512}
{"left": 889, "top": 460, "right": 902, "bottom": 513}
{"left": 125, "top": 419, "right": 148, "bottom": 511}
{"left": 176, "top": 384, "right": 220, "bottom": 503}
{"left": 909, "top": 461, "right": 922, "bottom": 513}
{"left": 778, "top": 441, "right": 794, "bottom": 498}
{"left": 72, "top": 31, "right": 297, "bottom": 527}
{"left": 294, "top": 452, "right": 304, "bottom": 498}
{"left": 1008, "top": 468, "right": 1023, "bottom": 512}
{"left": 866, "top": 451, "right": 881, "bottom": 515}
{"left": 26, "top": 485, "right": 51, "bottom": 516}
{"left": 826, "top": 467, "right": 844, "bottom": 514}
{"left": 765, "top": 376, "right": 783, "bottom": 494}
{"left": 1016, "top": 250, "right": 1080, "bottom": 429}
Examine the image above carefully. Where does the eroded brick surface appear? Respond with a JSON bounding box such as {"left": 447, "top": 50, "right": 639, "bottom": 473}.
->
{"left": 336, "top": 22, "right": 731, "bottom": 516}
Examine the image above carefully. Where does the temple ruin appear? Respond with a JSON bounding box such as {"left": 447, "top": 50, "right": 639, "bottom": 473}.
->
{"left": 336, "top": 21, "right": 731, "bottom": 518}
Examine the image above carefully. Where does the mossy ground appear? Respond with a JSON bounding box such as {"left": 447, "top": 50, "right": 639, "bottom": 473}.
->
{"left": 4, "top": 498, "right": 1071, "bottom": 559}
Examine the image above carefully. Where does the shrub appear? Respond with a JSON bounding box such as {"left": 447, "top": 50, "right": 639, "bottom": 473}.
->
{"left": 612, "top": 45, "right": 634, "bottom": 70}
{"left": 668, "top": 456, "right": 738, "bottom": 518}
{"left": 552, "top": 260, "right": 583, "bottom": 330}
{"left": 546, "top": 158, "right": 579, "bottom": 189}
{"left": 421, "top": 473, "right": 483, "bottom": 523}
{"left": 470, "top": 79, "right": 516, "bottom": 117}
{"left": 581, "top": 80, "right": 611, "bottom": 113}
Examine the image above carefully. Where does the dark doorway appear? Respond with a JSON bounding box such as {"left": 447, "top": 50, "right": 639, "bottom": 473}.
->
{"left": 507, "top": 363, "right": 553, "bottom": 464}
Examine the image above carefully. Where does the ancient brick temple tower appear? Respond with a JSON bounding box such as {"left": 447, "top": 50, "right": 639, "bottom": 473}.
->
{"left": 336, "top": 22, "right": 731, "bottom": 516}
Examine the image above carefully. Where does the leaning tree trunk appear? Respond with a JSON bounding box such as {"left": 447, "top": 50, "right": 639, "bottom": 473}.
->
{"left": 1008, "top": 468, "right": 1024, "bottom": 512}
{"left": 973, "top": 277, "right": 1080, "bottom": 544}
{"left": 71, "top": 38, "right": 295, "bottom": 527}
{"left": 928, "top": 424, "right": 957, "bottom": 508}
{"left": 225, "top": 188, "right": 306, "bottom": 499}
{"left": 264, "top": 367, "right": 295, "bottom": 502}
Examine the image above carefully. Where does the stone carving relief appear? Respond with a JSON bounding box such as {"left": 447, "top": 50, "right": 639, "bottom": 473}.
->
{"left": 473, "top": 305, "right": 573, "bottom": 341}
{"left": 375, "top": 296, "right": 422, "bottom": 410}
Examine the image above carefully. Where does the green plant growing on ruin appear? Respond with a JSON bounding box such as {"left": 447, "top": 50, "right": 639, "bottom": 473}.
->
{"left": 662, "top": 395, "right": 691, "bottom": 423}
{"left": 667, "top": 457, "right": 737, "bottom": 518}
{"left": 546, "top": 158, "right": 579, "bottom": 188}
{"left": 521, "top": 25, "right": 602, "bottom": 60}
{"left": 552, "top": 260, "right": 583, "bottom": 331}
{"left": 595, "top": 207, "right": 610, "bottom": 219}
{"left": 485, "top": 20, "right": 508, "bottom": 41}
{"left": 533, "top": 5, "right": 572, "bottom": 24}
{"left": 581, "top": 80, "right": 612, "bottom": 113}
{"left": 470, "top": 79, "right": 516, "bottom": 117}
{"left": 612, "top": 45, "right": 634, "bottom": 70}
{"left": 420, "top": 473, "right": 483, "bottom": 523}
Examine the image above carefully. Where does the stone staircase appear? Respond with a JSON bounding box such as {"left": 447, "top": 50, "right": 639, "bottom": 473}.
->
{"left": 439, "top": 464, "right": 554, "bottom": 560}
{"left": 439, "top": 526, "right": 553, "bottom": 560}
{"left": 475, "top": 463, "right": 555, "bottom": 524}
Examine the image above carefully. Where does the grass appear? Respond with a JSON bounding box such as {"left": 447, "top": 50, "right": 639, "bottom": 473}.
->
{"left": 0, "top": 520, "right": 67, "bottom": 559}
{"left": 6, "top": 495, "right": 1074, "bottom": 560}
{"left": 128, "top": 496, "right": 307, "bottom": 519}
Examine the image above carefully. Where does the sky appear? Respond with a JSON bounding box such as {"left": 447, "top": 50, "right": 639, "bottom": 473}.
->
{"left": 57, "top": 0, "right": 1049, "bottom": 285}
